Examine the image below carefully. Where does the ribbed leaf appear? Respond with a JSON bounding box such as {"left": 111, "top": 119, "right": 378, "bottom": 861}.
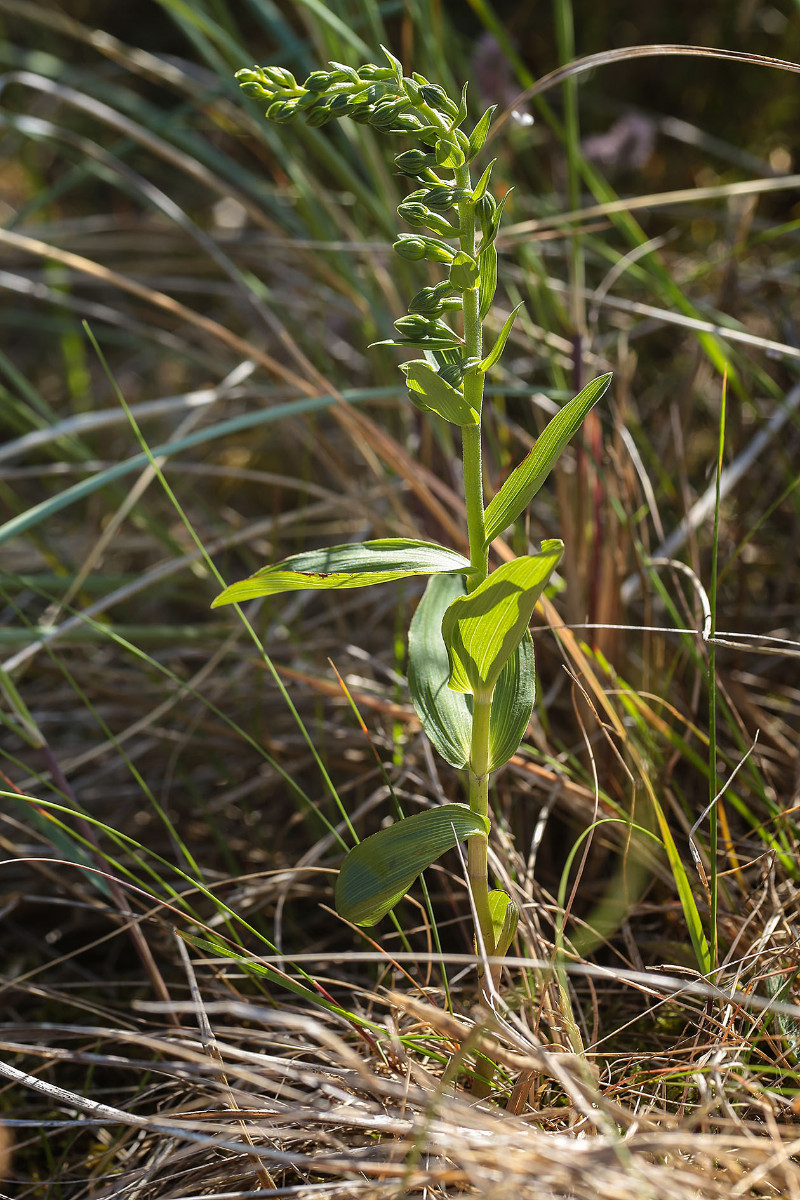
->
{"left": 484, "top": 374, "right": 612, "bottom": 545}
{"left": 212, "top": 538, "right": 471, "bottom": 607}
{"left": 488, "top": 889, "right": 519, "bottom": 955}
{"left": 335, "top": 804, "right": 490, "bottom": 926}
{"left": 488, "top": 629, "right": 534, "bottom": 769}
{"left": 442, "top": 542, "right": 563, "bottom": 697}
{"left": 477, "top": 304, "right": 523, "bottom": 373}
{"left": 408, "top": 575, "right": 535, "bottom": 770}
{"left": 408, "top": 574, "right": 472, "bottom": 767}
{"left": 400, "top": 360, "right": 478, "bottom": 426}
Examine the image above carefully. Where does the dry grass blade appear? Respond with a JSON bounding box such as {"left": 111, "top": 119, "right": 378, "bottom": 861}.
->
{"left": 0, "top": 227, "right": 310, "bottom": 387}
{"left": 495, "top": 43, "right": 800, "bottom": 136}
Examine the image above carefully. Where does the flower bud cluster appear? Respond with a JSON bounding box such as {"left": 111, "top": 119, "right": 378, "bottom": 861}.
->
{"left": 239, "top": 50, "right": 506, "bottom": 365}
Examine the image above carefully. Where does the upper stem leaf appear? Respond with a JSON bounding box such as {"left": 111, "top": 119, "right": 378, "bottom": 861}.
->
{"left": 483, "top": 373, "right": 612, "bottom": 546}
{"left": 476, "top": 303, "right": 524, "bottom": 373}
{"left": 212, "top": 539, "right": 472, "bottom": 606}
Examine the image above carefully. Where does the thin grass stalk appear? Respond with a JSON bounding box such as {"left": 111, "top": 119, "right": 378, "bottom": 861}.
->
{"left": 709, "top": 375, "right": 727, "bottom": 968}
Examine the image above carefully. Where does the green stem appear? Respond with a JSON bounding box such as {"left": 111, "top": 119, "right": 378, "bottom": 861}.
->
{"left": 454, "top": 165, "right": 494, "bottom": 960}
{"left": 462, "top": 424, "right": 487, "bottom": 583}
{"left": 468, "top": 691, "right": 494, "bottom": 955}
{"left": 456, "top": 165, "right": 488, "bottom": 587}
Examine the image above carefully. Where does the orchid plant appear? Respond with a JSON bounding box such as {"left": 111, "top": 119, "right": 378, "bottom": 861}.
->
{"left": 213, "top": 48, "right": 611, "bottom": 977}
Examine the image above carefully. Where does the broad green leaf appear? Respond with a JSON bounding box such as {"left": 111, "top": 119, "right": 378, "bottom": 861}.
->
{"left": 467, "top": 106, "right": 496, "bottom": 161}
{"left": 477, "top": 304, "right": 523, "bottom": 373}
{"left": 442, "top": 542, "right": 563, "bottom": 697}
{"left": 212, "top": 538, "right": 471, "bottom": 607}
{"left": 478, "top": 244, "right": 497, "bottom": 320}
{"left": 400, "top": 360, "right": 478, "bottom": 426}
{"left": 488, "top": 629, "right": 534, "bottom": 770}
{"left": 488, "top": 889, "right": 519, "bottom": 955}
{"left": 408, "top": 574, "right": 472, "bottom": 767}
{"left": 483, "top": 374, "right": 612, "bottom": 545}
{"left": 335, "top": 804, "right": 489, "bottom": 926}
{"left": 408, "top": 575, "right": 535, "bottom": 770}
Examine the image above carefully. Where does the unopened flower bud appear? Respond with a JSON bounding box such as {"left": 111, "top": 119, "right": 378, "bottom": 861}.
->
{"left": 394, "top": 314, "right": 456, "bottom": 342}
{"left": 266, "top": 100, "right": 299, "bottom": 124}
{"left": 393, "top": 235, "right": 455, "bottom": 264}
{"left": 263, "top": 66, "right": 296, "bottom": 89}
{"left": 419, "top": 84, "right": 447, "bottom": 108}
{"left": 420, "top": 185, "right": 460, "bottom": 211}
{"left": 357, "top": 63, "right": 395, "bottom": 81}
{"left": 438, "top": 362, "right": 465, "bottom": 387}
{"left": 239, "top": 80, "right": 271, "bottom": 100}
{"left": 348, "top": 102, "right": 373, "bottom": 124}
{"left": 304, "top": 102, "right": 335, "bottom": 127}
{"left": 396, "top": 201, "right": 455, "bottom": 236}
{"left": 408, "top": 281, "right": 459, "bottom": 315}
{"left": 393, "top": 236, "right": 427, "bottom": 261}
{"left": 419, "top": 84, "right": 458, "bottom": 119}
{"left": 476, "top": 193, "right": 497, "bottom": 239}
{"left": 303, "top": 70, "right": 333, "bottom": 92}
{"left": 394, "top": 148, "right": 437, "bottom": 176}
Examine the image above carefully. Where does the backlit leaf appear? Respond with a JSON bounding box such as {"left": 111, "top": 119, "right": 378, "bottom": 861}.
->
{"left": 488, "top": 889, "right": 519, "bottom": 955}
{"left": 212, "top": 539, "right": 471, "bottom": 607}
{"left": 408, "top": 575, "right": 535, "bottom": 770}
{"left": 467, "top": 106, "right": 496, "bottom": 161}
{"left": 335, "top": 804, "right": 489, "bottom": 926}
{"left": 400, "top": 360, "right": 479, "bottom": 426}
{"left": 472, "top": 159, "right": 495, "bottom": 201}
{"left": 442, "top": 542, "right": 563, "bottom": 697}
{"left": 483, "top": 374, "right": 612, "bottom": 544}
